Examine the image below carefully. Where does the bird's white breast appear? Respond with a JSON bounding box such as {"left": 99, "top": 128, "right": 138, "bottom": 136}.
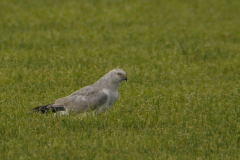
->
{"left": 100, "top": 88, "right": 118, "bottom": 112}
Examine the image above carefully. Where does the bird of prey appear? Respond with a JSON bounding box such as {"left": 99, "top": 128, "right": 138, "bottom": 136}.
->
{"left": 31, "top": 69, "right": 127, "bottom": 115}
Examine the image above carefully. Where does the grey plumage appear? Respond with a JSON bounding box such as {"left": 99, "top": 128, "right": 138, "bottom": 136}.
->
{"left": 31, "top": 69, "right": 127, "bottom": 114}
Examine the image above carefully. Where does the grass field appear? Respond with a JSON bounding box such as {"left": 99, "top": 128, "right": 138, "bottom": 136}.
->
{"left": 0, "top": 0, "right": 240, "bottom": 159}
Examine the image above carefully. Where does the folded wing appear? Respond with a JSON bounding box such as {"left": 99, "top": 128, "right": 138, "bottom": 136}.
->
{"left": 53, "top": 86, "right": 108, "bottom": 113}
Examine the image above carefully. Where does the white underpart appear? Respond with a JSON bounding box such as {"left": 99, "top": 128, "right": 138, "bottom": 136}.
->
{"left": 98, "top": 88, "right": 118, "bottom": 113}
{"left": 60, "top": 109, "right": 70, "bottom": 115}
{"left": 53, "top": 109, "right": 70, "bottom": 117}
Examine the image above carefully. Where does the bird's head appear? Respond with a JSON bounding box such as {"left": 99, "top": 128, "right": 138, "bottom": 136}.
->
{"left": 109, "top": 69, "right": 127, "bottom": 83}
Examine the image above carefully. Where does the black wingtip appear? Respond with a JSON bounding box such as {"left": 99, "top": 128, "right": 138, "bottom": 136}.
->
{"left": 30, "top": 104, "right": 65, "bottom": 114}
{"left": 30, "top": 104, "right": 52, "bottom": 114}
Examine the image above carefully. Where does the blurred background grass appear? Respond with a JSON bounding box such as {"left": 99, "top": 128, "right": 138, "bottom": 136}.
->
{"left": 0, "top": 0, "right": 240, "bottom": 159}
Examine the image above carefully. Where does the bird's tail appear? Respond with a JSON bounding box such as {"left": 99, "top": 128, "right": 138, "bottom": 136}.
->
{"left": 30, "top": 104, "right": 65, "bottom": 114}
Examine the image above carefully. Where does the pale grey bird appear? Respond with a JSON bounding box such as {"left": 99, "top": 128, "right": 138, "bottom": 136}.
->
{"left": 31, "top": 69, "right": 127, "bottom": 114}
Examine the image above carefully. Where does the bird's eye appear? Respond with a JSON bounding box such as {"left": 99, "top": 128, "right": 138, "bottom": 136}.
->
{"left": 117, "top": 73, "right": 121, "bottom": 76}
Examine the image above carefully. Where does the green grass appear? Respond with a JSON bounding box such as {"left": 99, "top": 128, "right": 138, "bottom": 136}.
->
{"left": 0, "top": 0, "right": 240, "bottom": 159}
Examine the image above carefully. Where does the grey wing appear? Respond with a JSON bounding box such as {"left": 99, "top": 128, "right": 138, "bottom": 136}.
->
{"left": 54, "top": 86, "right": 108, "bottom": 113}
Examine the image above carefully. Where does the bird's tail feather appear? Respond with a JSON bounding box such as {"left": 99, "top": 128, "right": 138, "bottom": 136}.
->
{"left": 30, "top": 104, "right": 65, "bottom": 114}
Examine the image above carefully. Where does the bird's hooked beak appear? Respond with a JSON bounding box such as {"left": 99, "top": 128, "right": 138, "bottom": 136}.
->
{"left": 123, "top": 76, "right": 127, "bottom": 81}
